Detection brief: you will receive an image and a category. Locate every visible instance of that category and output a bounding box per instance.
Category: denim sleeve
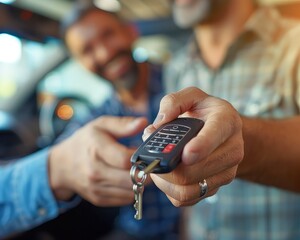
[0,149,80,239]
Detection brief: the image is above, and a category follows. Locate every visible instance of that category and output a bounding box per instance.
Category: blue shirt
[0,63,180,239]
[0,149,80,239]
[84,63,180,239]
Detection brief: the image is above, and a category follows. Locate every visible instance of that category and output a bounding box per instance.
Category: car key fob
[131,117,204,174]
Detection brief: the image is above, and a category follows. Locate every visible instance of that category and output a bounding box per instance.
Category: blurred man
[61,5,180,240]
[148,0,300,239]
[0,4,180,240]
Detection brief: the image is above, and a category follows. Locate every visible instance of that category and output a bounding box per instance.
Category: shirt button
[38,208,47,216]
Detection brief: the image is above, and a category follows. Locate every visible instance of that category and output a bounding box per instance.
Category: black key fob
[131,117,204,173]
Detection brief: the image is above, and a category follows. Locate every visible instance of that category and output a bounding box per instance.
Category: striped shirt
[165,7,300,240]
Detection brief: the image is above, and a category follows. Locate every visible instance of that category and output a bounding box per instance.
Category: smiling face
[65,10,138,90]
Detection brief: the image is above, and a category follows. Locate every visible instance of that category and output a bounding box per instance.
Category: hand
[48,116,148,206]
[143,87,244,206]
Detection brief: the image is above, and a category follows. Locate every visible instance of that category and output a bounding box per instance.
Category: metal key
[133,183,144,220]
[130,160,160,220]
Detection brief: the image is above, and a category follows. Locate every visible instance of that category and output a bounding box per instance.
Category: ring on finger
[199,179,208,198]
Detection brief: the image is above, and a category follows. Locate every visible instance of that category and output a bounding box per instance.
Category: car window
[37,56,113,142]
[37,57,112,109]
[0,33,64,112]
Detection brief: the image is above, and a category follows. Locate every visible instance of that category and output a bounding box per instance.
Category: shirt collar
[185,7,290,61]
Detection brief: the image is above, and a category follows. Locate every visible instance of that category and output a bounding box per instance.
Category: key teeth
[134,213,142,220]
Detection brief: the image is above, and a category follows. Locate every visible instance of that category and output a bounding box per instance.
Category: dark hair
[60,2,121,42]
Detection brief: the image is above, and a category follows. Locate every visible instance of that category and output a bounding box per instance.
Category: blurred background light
[93,0,121,12]
[56,104,74,120]
[133,47,149,63]
[0,0,15,4]
[0,34,22,63]
[0,78,17,99]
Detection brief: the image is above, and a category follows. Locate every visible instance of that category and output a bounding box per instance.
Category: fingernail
[142,126,152,141]
[153,114,164,126]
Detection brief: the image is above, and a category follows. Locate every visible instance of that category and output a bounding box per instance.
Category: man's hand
[143,87,244,207]
[48,116,148,206]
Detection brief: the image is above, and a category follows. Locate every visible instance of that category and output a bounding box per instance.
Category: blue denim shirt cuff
[0,148,81,238]
[57,195,82,213]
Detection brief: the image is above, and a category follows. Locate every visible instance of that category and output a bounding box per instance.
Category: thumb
[154,87,208,127]
[91,116,148,138]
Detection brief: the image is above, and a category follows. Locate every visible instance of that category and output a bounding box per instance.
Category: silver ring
[199,179,208,198]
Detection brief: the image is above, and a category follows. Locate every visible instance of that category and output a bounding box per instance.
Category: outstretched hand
[49,116,148,206]
[143,87,244,206]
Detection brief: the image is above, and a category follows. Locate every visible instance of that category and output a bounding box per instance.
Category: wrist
[48,144,75,201]
[236,116,265,180]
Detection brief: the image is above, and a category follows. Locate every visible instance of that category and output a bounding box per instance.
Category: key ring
[130,161,148,187]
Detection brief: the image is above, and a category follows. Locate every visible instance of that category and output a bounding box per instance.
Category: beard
[112,64,139,91]
[172,0,227,28]
[95,52,139,91]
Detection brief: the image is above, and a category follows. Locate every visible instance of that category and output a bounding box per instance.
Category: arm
[0,149,79,238]
[237,116,300,192]
[0,116,148,238]
[144,87,300,208]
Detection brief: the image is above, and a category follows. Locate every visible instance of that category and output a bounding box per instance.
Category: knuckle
[186,86,201,94]
[161,93,177,106]
[223,168,237,185]
[87,168,101,182]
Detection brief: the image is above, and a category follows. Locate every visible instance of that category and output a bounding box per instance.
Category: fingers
[153,87,209,127]
[150,166,237,207]
[143,87,242,166]
[148,137,241,205]
[88,161,133,190]
[142,87,207,140]
[92,131,135,169]
[76,164,134,206]
[182,105,242,165]
[142,86,244,207]
[82,186,134,207]
[199,133,244,176]
[52,116,147,206]
[92,116,148,138]
[81,116,148,169]
[146,133,243,186]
